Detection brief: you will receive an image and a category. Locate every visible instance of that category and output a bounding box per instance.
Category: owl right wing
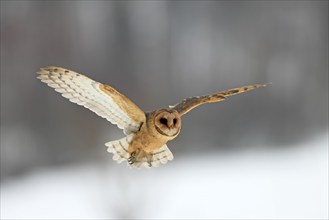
[37,66,146,134]
[170,83,268,116]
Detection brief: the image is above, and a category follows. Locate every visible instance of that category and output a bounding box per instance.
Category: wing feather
[171,83,269,115]
[37,66,146,134]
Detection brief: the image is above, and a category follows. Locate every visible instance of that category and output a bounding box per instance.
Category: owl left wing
[37,66,145,134]
[170,84,268,116]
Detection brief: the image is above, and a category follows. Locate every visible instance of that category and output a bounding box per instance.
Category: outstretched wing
[171,84,268,116]
[37,66,145,134]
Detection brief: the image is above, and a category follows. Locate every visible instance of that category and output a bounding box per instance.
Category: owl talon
[146,154,153,167]
[128,150,139,165]
[128,155,136,165]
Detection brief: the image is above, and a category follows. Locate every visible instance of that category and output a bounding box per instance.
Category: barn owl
[37,66,267,168]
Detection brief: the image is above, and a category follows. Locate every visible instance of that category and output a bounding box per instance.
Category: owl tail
[129,144,174,168]
[106,136,174,168]
[147,144,174,168]
[105,134,134,163]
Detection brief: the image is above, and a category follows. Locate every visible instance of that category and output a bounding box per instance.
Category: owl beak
[167,119,174,128]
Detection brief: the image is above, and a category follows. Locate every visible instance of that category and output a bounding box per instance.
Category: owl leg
[128,149,140,165]
[146,154,153,167]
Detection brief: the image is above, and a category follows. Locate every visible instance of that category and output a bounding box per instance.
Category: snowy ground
[1,135,328,219]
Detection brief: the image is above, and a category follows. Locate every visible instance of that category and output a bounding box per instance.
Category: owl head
[154,109,181,137]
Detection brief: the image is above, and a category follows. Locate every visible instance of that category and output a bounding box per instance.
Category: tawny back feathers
[171,84,268,115]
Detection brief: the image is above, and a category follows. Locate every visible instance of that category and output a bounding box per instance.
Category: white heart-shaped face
[154,109,181,137]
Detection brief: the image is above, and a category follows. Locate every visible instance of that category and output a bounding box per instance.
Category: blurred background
[1,1,328,219]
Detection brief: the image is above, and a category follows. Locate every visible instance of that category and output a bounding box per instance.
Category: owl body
[37,66,267,168]
[107,109,181,167]
[130,114,169,153]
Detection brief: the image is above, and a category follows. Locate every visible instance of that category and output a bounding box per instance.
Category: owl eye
[160,118,168,125]
[173,118,177,125]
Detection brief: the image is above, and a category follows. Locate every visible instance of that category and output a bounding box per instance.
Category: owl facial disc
[154,110,181,137]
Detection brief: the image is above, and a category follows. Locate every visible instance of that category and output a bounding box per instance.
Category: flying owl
[37,67,267,168]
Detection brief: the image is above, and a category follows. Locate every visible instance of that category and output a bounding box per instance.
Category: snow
[1,135,328,219]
